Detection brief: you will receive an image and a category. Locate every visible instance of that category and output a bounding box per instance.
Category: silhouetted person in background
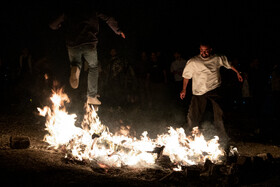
[18,47,33,79]
[241,71,251,108]
[16,47,35,109]
[103,48,127,107]
[180,42,243,145]
[133,51,149,107]
[271,61,280,122]
[49,1,125,106]
[220,57,243,110]
[170,51,187,105]
[146,51,168,108]
[247,57,267,118]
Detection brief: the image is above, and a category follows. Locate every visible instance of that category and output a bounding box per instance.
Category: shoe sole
[87,97,101,105]
[69,78,79,89]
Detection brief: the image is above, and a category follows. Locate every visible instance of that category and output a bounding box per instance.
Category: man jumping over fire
[180,41,243,145]
[49,1,125,106]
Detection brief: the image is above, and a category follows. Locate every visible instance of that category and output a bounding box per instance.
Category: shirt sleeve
[220,55,232,69]
[97,12,122,35]
[182,60,193,79]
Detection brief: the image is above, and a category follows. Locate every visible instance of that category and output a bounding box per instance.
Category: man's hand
[231,66,243,82]
[120,32,126,39]
[180,89,186,100]
[237,72,243,82]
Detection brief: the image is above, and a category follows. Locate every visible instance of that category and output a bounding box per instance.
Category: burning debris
[0,88,279,186]
[37,89,227,170]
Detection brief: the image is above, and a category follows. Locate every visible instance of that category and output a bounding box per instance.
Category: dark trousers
[186,88,228,140]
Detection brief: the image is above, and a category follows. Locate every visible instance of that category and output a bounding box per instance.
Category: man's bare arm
[231,66,243,82]
[180,78,189,100]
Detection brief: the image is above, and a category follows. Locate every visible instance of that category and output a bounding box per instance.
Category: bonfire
[38,89,226,170]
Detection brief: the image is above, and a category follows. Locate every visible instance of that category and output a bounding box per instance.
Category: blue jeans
[67,44,98,98]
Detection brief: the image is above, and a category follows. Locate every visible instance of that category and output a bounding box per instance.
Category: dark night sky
[1,0,279,67]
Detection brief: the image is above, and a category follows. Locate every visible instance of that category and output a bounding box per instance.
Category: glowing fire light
[38,89,226,169]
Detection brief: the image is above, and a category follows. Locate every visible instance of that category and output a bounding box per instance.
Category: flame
[37,89,225,168]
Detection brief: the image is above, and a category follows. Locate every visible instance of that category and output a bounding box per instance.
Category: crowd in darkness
[219,55,280,130]
[1,40,280,125]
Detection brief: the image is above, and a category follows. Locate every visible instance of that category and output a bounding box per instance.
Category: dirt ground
[1,99,280,186]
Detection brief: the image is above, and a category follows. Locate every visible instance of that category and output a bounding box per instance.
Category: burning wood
[57,134,279,186]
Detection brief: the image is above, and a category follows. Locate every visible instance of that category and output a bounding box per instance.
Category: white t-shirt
[182,54,232,95]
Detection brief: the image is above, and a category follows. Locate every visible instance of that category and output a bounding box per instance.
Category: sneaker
[69,66,80,89]
[87,95,101,105]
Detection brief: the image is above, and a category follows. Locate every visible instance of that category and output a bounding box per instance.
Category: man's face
[200,45,212,58]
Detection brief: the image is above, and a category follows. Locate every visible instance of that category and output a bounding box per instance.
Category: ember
[38,89,226,169]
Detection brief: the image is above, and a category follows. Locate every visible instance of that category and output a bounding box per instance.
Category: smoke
[97,100,186,140]
[200,121,220,141]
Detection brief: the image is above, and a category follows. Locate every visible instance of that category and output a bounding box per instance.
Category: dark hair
[196,35,214,48]
[199,40,213,48]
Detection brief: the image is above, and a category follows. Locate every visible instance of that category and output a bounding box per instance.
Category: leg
[209,97,229,141]
[83,46,98,98]
[186,95,207,132]
[83,46,100,105]
[67,46,83,69]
